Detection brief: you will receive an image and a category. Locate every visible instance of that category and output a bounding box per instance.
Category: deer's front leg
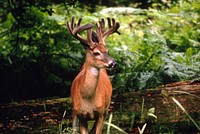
[79,118,88,134]
[72,112,78,134]
[95,114,105,134]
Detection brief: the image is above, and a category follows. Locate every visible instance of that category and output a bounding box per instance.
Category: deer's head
[67,16,120,69]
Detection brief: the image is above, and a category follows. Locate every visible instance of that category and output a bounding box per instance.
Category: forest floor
[0,81,200,133]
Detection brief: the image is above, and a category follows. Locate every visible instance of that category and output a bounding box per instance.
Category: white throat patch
[90,67,99,76]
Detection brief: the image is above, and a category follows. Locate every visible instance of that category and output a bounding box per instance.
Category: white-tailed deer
[66,16,120,134]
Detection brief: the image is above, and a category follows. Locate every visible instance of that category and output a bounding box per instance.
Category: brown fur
[67,17,119,134]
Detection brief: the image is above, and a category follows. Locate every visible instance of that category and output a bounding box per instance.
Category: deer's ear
[91,31,99,43]
[81,42,89,49]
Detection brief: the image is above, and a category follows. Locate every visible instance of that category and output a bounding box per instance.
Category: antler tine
[66,16,94,46]
[99,18,106,33]
[87,29,93,43]
[71,16,75,31]
[107,17,112,28]
[95,22,103,43]
[66,19,72,34]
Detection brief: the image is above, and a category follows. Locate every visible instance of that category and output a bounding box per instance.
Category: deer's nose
[108,61,117,68]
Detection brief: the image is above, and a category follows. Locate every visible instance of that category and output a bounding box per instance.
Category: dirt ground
[0,80,200,133]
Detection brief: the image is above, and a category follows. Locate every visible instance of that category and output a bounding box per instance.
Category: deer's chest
[75,99,105,120]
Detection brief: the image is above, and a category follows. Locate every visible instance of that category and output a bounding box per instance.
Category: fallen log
[112,80,200,132]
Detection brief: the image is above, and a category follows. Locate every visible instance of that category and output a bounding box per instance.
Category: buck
[66,16,120,134]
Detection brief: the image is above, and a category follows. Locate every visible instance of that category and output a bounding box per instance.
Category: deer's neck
[81,50,101,99]
[81,64,100,99]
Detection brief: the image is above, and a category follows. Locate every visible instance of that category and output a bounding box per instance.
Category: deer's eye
[93,52,100,56]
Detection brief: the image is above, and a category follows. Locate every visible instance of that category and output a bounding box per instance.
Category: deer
[66,16,120,134]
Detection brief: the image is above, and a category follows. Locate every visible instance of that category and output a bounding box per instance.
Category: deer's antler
[66,16,95,49]
[95,17,120,44]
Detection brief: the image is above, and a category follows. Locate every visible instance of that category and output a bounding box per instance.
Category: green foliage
[0,0,199,101]
[95,1,200,91]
